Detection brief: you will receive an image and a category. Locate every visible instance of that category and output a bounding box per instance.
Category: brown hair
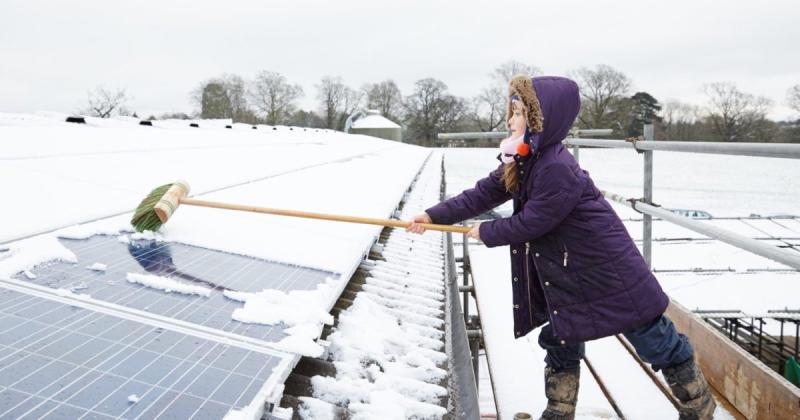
[500,99,525,193]
[502,162,519,193]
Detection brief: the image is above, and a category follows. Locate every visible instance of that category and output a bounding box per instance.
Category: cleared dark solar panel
[0,288,286,419]
[14,235,336,342]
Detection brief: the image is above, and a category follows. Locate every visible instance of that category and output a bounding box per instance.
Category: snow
[127,394,140,404]
[351,114,401,129]
[86,262,107,271]
[0,235,77,279]
[0,112,427,251]
[303,155,451,419]
[125,272,212,297]
[228,278,336,326]
[297,397,336,420]
[224,278,340,357]
[0,112,432,366]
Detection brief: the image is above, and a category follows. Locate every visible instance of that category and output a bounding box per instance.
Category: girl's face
[508,99,527,136]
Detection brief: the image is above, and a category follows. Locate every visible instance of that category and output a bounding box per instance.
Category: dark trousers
[538,314,694,372]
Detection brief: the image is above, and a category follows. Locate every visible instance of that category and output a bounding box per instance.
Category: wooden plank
[666,299,800,419]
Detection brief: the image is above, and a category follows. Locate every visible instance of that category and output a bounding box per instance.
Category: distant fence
[437,125,800,270]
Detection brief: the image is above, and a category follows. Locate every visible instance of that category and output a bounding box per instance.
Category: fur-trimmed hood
[507,75,581,151]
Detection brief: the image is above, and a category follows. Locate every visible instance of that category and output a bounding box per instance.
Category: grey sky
[1,0,798,120]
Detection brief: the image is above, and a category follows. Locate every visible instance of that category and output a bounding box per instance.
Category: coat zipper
[524,242,534,325]
[561,241,569,268]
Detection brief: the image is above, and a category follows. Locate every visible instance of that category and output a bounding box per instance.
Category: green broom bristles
[131,183,172,232]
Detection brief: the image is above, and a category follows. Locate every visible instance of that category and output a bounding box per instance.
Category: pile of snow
[301,153,450,419]
[224,277,339,357]
[0,235,76,279]
[86,262,107,272]
[125,272,212,297]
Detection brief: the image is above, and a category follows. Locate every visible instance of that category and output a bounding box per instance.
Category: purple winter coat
[427,76,669,343]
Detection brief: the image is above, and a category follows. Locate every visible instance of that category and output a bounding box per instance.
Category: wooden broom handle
[180,197,473,234]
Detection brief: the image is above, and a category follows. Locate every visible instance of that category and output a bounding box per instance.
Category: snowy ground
[441,147,799,419]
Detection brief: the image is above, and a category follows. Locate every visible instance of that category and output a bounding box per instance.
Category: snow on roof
[0,112,440,419]
[351,113,401,129]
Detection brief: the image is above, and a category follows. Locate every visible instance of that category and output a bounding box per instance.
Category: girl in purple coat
[408,75,716,420]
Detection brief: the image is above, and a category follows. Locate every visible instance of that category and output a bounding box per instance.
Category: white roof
[351,114,401,129]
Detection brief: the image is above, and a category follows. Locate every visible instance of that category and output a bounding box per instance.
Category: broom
[130,180,471,234]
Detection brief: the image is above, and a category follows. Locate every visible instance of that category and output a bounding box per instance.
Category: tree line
[81,61,800,144]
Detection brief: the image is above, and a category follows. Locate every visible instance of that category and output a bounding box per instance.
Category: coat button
[512,249,517,254]
[514,304,519,309]
[560,340,566,345]
[535,252,540,257]
[516,331,521,336]
[544,281,550,286]
[513,277,518,282]
[553,310,558,315]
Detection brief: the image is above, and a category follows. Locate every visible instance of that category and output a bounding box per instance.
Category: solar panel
[1,233,341,419]
[14,235,336,342]
[0,287,289,419]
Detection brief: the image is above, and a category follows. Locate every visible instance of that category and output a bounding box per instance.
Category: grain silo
[345,109,402,142]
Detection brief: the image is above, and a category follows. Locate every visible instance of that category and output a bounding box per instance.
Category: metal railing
[437,125,800,270]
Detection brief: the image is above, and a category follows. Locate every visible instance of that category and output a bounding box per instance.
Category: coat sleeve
[479,162,582,247]
[425,163,512,225]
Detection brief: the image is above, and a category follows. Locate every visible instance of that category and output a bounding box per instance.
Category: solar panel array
[0,234,338,419]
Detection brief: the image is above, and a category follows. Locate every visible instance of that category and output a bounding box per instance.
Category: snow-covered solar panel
[12,235,336,342]
[0,287,290,419]
[740,218,800,238]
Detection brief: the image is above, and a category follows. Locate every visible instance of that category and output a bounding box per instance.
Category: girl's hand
[467,222,482,242]
[406,213,433,234]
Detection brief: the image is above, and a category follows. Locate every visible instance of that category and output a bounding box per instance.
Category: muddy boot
[662,357,717,420]
[539,366,579,420]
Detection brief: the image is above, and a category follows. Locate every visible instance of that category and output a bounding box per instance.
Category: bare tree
[363,80,403,122]
[338,87,364,130]
[470,86,507,132]
[703,82,773,142]
[571,64,632,130]
[223,74,250,122]
[491,60,543,85]
[404,78,468,146]
[316,76,362,130]
[439,95,468,133]
[248,71,304,125]
[84,87,130,118]
[661,100,702,140]
[788,85,800,114]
